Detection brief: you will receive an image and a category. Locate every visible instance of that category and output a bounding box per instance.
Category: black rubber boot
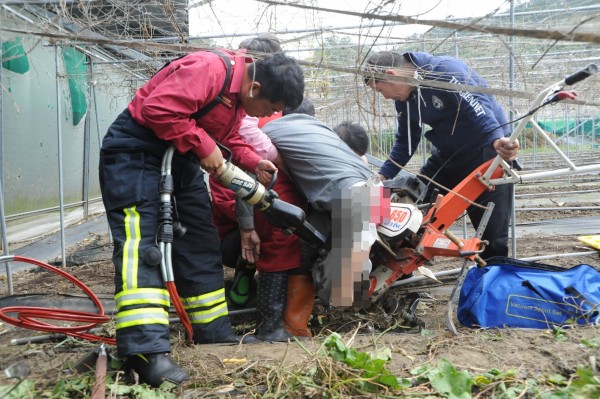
[125,353,189,388]
[192,317,258,345]
[257,271,292,342]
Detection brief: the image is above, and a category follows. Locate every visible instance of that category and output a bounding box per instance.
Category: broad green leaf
[0,380,35,399]
[109,383,136,395]
[546,374,568,385]
[580,338,598,348]
[428,359,473,399]
[410,364,430,376]
[371,347,393,361]
[397,377,413,388]
[474,374,492,385]
[539,390,570,399]
[376,372,402,389]
[362,359,386,374]
[566,367,600,399]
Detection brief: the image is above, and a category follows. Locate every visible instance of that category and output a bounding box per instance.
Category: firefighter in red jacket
[99,50,304,387]
[209,35,285,307]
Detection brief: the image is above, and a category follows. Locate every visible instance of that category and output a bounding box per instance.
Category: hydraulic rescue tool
[157,143,328,341]
[213,142,328,249]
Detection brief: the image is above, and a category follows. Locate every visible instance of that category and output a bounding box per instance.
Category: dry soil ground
[0,183,599,398]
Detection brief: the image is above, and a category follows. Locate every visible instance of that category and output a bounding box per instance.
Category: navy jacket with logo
[380,51,510,179]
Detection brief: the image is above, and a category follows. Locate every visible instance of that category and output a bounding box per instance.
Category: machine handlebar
[564,64,598,86]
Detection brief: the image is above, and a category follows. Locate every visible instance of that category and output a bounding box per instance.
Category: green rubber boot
[229,261,256,306]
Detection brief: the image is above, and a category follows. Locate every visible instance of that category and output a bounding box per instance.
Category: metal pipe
[1,4,35,23]
[515,189,600,198]
[55,45,66,268]
[3,197,104,221]
[10,328,105,346]
[82,54,91,219]
[491,164,600,185]
[515,206,600,211]
[391,268,466,288]
[391,250,598,289]
[89,59,109,241]
[187,5,600,43]
[509,0,517,258]
[0,187,13,295]
[520,251,597,262]
[0,26,12,295]
[494,4,600,17]
[2,0,89,4]
[531,121,578,169]
[514,176,600,185]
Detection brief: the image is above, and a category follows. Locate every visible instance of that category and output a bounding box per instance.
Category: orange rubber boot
[283,274,315,337]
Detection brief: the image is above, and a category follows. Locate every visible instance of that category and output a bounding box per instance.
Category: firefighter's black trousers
[99,110,232,357]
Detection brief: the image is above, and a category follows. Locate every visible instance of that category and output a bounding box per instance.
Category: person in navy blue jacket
[363,51,519,259]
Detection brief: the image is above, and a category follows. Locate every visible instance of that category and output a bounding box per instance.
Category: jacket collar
[228,50,250,95]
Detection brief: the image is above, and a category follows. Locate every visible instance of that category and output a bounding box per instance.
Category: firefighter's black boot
[125,353,189,388]
[192,317,258,345]
[256,271,292,342]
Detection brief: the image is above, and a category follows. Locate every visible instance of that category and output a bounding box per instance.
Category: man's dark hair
[365,51,410,68]
[363,51,410,85]
[282,97,315,116]
[333,122,369,156]
[239,34,282,54]
[252,53,304,110]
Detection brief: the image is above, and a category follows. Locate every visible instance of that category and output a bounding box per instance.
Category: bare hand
[493,137,520,161]
[240,229,260,264]
[200,145,224,173]
[378,173,388,182]
[256,160,277,186]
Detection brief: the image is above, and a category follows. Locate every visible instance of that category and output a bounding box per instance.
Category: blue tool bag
[457,257,600,329]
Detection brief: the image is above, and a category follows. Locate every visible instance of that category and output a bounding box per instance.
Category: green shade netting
[2,37,30,74]
[62,47,88,125]
[529,119,600,136]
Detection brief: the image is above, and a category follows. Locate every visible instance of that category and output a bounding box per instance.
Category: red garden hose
[0,255,116,345]
[165,281,194,343]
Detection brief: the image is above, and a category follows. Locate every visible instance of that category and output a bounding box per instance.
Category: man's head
[282,97,315,117]
[239,34,282,55]
[240,53,304,118]
[333,122,369,157]
[363,51,417,101]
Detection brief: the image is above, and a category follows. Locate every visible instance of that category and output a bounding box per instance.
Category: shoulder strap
[154,51,232,120]
[191,51,232,119]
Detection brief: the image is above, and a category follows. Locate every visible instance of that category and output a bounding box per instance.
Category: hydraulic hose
[0,255,115,345]
[160,146,194,342]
